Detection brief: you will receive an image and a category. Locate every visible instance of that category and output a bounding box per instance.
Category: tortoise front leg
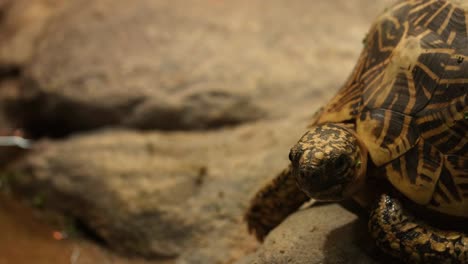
[369,194,468,264]
[244,165,309,241]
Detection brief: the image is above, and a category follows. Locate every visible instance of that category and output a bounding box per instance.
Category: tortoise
[245,0,468,263]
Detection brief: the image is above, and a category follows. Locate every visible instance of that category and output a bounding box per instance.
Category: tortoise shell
[313,0,467,218]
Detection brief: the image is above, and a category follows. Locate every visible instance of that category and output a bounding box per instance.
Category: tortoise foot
[369,194,468,264]
[245,166,308,241]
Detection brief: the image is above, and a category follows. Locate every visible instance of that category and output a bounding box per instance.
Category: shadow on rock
[242,202,385,264]
[323,217,402,264]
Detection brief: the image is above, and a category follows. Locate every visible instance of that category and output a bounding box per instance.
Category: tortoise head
[289,124,367,201]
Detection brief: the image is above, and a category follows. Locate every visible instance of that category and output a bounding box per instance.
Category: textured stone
[0,0,65,66]
[239,202,398,264]
[11,0,392,136]
[8,116,308,261]
[0,80,27,167]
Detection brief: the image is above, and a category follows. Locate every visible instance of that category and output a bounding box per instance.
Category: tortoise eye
[288,150,294,162]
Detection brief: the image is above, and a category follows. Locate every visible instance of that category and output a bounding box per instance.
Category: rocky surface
[0,80,27,167]
[0,0,397,263]
[238,202,398,264]
[0,195,156,264]
[0,0,66,67]
[10,0,392,137]
[0,80,17,126]
[10,117,307,262]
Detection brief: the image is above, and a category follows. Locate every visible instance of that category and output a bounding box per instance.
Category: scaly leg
[244,165,309,241]
[369,194,468,263]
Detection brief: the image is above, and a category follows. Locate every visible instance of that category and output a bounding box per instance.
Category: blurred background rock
[0,0,396,263]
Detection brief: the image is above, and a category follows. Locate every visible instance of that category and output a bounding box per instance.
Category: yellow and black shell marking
[317,0,468,218]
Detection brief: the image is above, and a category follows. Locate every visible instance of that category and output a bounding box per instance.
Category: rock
[0,80,28,167]
[0,79,18,126]
[8,116,309,261]
[0,194,162,264]
[239,202,398,264]
[0,79,26,132]
[11,0,392,137]
[0,0,66,67]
